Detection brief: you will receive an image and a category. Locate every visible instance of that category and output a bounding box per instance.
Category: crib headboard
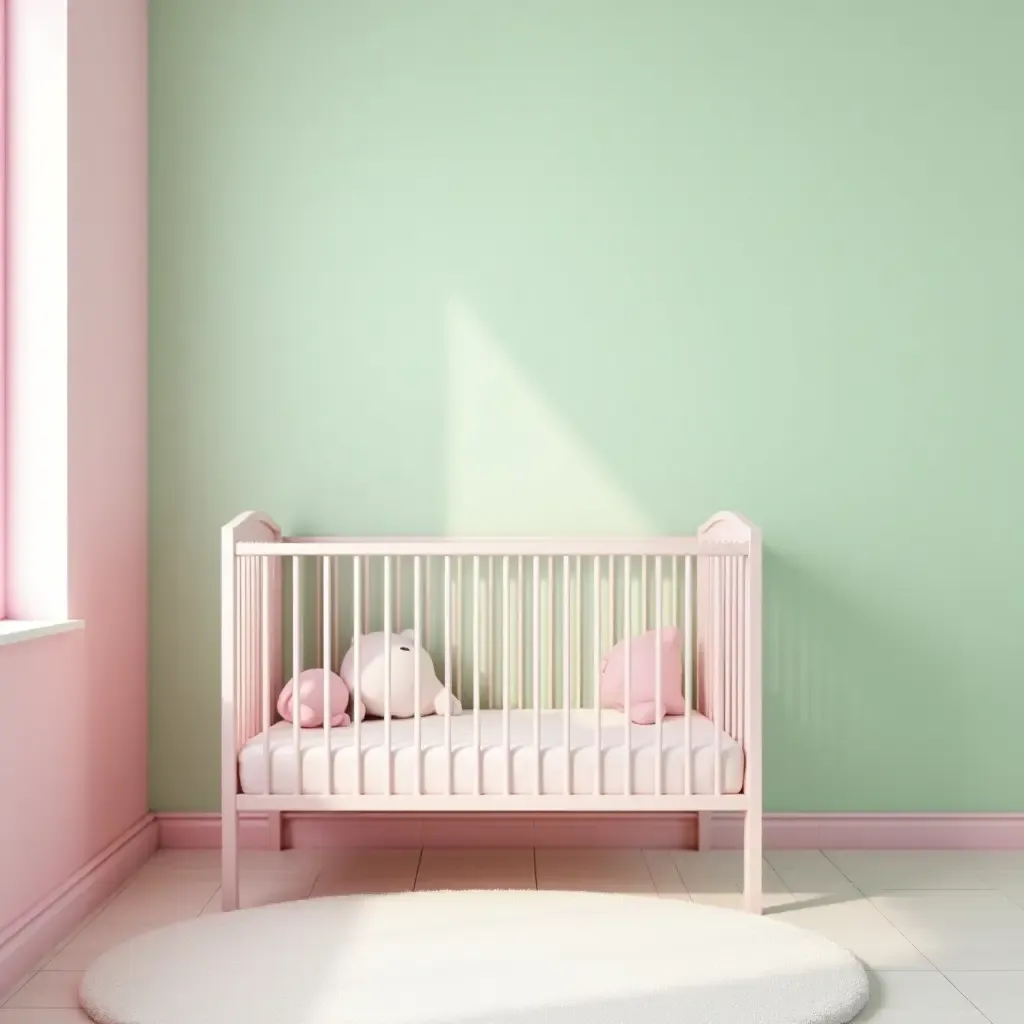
[696,512,763,797]
[222,511,284,754]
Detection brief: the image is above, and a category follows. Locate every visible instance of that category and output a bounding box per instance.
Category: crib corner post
[743,519,763,915]
[222,805,239,912]
[221,516,242,913]
[743,806,763,915]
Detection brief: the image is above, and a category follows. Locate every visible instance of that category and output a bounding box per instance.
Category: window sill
[0,620,85,646]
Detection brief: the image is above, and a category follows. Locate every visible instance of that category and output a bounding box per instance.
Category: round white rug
[80,889,868,1023]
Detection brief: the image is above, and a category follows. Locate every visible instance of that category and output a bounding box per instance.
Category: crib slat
[623,555,632,797]
[353,556,363,797]
[362,558,370,634]
[253,558,260,743]
[592,555,602,796]
[608,555,616,648]
[233,560,240,751]
[264,561,276,790]
[383,555,393,797]
[517,555,525,710]
[738,558,746,750]
[414,555,423,797]
[684,555,693,797]
[723,556,731,743]
[322,556,333,797]
[243,558,251,748]
[396,557,403,633]
[443,555,453,795]
[641,556,648,631]
[472,557,482,794]
[487,556,495,711]
[239,559,247,752]
[292,556,302,796]
[732,556,738,743]
[314,557,323,666]
[562,554,571,795]
[502,556,511,795]
[713,557,723,797]
[733,556,741,744]
[425,556,432,654]
[455,557,463,706]
[574,555,582,709]
[547,556,554,709]
[533,556,541,795]
[247,558,252,744]
[332,555,341,674]
[654,555,663,797]
[671,556,678,627]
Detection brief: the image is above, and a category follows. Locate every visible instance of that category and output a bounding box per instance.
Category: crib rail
[222,512,761,812]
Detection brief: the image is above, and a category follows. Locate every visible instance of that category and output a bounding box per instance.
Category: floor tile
[905,929,1024,972]
[863,970,988,1016]
[962,851,1024,870]
[870,890,1024,971]
[669,851,793,907]
[83,876,219,924]
[946,971,1024,1024]
[2,974,82,1010]
[415,848,535,891]
[535,849,654,893]
[311,848,421,896]
[870,889,1024,918]
[137,848,321,885]
[642,850,690,898]
[823,851,989,893]
[202,870,317,913]
[42,916,166,972]
[766,850,861,896]
[772,899,934,970]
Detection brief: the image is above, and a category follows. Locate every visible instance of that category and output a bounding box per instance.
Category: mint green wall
[149,1,1024,813]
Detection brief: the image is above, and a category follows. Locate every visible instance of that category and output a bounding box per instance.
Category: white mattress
[239,710,745,797]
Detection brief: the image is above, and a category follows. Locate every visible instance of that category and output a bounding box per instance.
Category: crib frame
[221,512,763,912]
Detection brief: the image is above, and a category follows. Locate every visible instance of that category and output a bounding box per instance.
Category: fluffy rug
[80,889,868,1023]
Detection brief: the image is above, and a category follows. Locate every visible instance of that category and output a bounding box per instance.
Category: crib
[221,511,763,912]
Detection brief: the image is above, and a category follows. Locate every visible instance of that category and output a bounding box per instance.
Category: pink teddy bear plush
[277,668,363,728]
[599,627,688,724]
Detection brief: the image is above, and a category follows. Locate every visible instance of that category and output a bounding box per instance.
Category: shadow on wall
[762,551,971,813]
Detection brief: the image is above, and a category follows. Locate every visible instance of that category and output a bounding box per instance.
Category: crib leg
[222,804,239,912]
[743,807,763,915]
[267,811,283,852]
[696,811,713,852]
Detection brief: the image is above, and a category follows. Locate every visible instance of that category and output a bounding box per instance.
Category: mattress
[238,709,745,797]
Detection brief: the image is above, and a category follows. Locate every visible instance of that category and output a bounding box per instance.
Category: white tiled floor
[3,848,1023,1021]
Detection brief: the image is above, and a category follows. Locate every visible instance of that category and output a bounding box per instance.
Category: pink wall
[0,0,148,934]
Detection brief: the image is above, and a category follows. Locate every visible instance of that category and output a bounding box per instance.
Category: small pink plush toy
[599,626,687,724]
[277,668,362,728]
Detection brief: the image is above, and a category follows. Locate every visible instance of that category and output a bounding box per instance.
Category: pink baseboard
[0,814,158,1000]
[156,811,1024,852]
[714,812,1024,851]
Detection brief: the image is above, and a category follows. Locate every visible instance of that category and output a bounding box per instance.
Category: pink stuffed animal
[599,627,687,724]
[277,668,361,728]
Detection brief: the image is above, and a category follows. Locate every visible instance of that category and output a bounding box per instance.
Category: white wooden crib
[221,512,763,912]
